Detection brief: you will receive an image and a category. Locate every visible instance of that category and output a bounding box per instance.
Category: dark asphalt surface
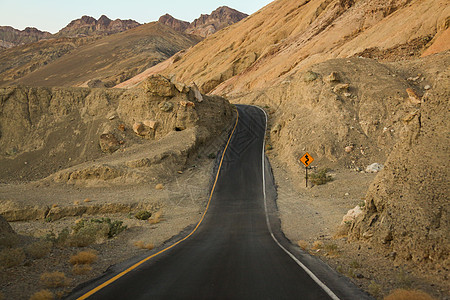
[69,105,369,300]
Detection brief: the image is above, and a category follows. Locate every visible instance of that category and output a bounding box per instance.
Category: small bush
[148,211,163,224]
[324,243,339,256]
[134,241,154,250]
[134,211,152,221]
[297,240,309,250]
[349,259,361,269]
[29,289,54,300]
[72,264,93,275]
[311,241,323,250]
[69,250,97,265]
[384,289,435,300]
[25,240,52,259]
[0,247,25,268]
[308,168,333,185]
[40,271,69,288]
[395,271,413,288]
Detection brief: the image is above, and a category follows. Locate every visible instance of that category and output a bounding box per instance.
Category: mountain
[0,26,52,49]
[135,0,448,95]
[56,15,141,37]
[159,6,248,38]
[158,14,190,32]
[8,22,200,87]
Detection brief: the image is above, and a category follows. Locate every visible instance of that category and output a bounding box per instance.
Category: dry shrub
[0,247,25,268]
[368,281,382,298]
[297,240,309,250]
[51,204,58,208]
[40,271,70,288]
[324,243,339,256]
[72,264,92,275]
[73,201,80,205]
[83,198,91,203]
[29,289,54,300]
[69,250,97,265]
[134,241,154,250]
[148,211,163,224]
[25,240,52,259]
[311,241,323,250]
[384,289,436,300]
[135,211,151,221]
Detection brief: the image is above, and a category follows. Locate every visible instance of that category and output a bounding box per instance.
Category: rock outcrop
[56,15,140,37]
[0,26,52,49]
[158,14,190,33]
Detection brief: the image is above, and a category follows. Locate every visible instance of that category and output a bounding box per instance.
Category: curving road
[69,105,371,300]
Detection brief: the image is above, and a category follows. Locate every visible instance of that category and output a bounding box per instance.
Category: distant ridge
[0,26,52,49]
[159,6,248,37]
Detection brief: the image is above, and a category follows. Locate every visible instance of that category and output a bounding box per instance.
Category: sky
[0,0,273,34]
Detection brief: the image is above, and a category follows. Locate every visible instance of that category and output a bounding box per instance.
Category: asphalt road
[70,105,370,300]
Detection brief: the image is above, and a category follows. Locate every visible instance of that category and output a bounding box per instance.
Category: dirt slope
[121,0,449,95]
[6,22,199,88]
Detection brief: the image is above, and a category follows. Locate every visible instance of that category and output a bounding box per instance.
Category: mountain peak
[57,15,140,37]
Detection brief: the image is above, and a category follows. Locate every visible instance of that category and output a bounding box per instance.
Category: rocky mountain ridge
[55,15,141,37]
[0,26,52,49]
[159,6,248,37]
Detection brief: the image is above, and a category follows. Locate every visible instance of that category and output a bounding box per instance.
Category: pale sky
[0,0,273,33]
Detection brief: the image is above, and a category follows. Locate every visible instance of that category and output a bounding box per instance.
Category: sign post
[299,152,314,187]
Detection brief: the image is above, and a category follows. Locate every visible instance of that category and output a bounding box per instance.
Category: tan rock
[142,74,176,97]
[180,101,195,108]
[406,88,421,104]
[99,133,120,153]
[133,122,145,135]
[190,82,203,102]
[118,124,126,132]
[143,120,158,129]
[344,145,354,153]
[326,72,340,83]
[155,183,164,190]
[333,83,350,93]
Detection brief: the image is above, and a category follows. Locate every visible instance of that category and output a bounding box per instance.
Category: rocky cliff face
[0,26,52,49]
[159,6,248,38]
[158,14,190,33]
[56,15,141,37]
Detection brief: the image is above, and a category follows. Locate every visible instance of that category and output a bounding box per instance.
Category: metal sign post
[299,152,314,187]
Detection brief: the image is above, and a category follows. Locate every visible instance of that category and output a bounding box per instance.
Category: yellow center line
[77,108,240,300]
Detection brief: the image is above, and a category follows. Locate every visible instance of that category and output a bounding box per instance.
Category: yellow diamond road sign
[300,152,314,167]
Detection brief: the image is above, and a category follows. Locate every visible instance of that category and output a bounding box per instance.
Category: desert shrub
[134,241,154,250]
[43,228,70,247]
[72,264,93,275]
[29,289,54,300]
[134,211,152,221]
[0,247,25,268]
[89,218,127,238]
[297,240,309,250]
[40,271,70,288]
[311,240,323,250]
[384,289,435,300]
[324,243,339,256]
[67,222,109,247]
[308,168,333,185]
[349,259,361,269]
[395,271,413,288]
[334,223,350,238]
[148,211,163,225]
[69,250,97,265]
[25,240,52,259]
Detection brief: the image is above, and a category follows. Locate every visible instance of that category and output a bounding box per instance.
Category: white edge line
[255,105,341,300]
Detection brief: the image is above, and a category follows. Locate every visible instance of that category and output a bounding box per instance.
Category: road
[69,105,370,300]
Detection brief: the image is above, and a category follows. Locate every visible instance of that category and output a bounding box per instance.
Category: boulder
[406,88,421,104]
[133,122,145,135]
[143,120,158,130]
[99,133,120,153]
[326,72,340,83]
[365,163,384,173]
[342,205,363,224]
[190,82,203,102]
[142,75,176,97]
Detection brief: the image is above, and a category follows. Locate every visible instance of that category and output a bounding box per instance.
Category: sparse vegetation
[395,271,413,289]
[134,210,152,221]
[69,250,98,265]
[297,240,309,250]
[29,289,54,300]
[40,271,70,288]
[324,243,339,256]
[72,264,93,275]
[308,168,333,185]
[368,281,383,298]
[311,240,323,250]
[134,241,155,250]
[0,247,25,268]
[25,240,52,259]
[383,289,436,300]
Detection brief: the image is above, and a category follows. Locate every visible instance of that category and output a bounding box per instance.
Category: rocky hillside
[56,15,141,37]
[125,0,448,95]
[127,0,450,281]
[3,22,199,88]
[0,26,52,49]
[159,6,248,38]
[0,75,233,184]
